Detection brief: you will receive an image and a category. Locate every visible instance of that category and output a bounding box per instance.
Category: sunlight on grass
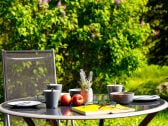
[126,65,168,95]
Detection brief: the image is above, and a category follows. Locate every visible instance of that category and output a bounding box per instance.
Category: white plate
[7,101,42,107]
[133,95,160,101]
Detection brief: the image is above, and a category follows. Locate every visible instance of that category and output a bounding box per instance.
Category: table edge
[0,99,167,120]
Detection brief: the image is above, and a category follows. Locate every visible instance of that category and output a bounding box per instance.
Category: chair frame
[2,49,57,126]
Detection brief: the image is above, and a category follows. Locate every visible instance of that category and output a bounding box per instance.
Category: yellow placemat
[71,104,135,115]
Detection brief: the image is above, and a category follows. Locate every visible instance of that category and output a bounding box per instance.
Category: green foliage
[145,0,168,65]
[59,0,151,91]
[0,0,151,93]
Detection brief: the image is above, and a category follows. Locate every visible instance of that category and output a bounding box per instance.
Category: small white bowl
[110,92,134,104]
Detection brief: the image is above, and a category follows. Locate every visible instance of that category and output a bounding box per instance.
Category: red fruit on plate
[60,94,72,106]
[71,94,84,106]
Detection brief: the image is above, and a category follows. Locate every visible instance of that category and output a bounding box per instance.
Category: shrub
[0,0,151,92]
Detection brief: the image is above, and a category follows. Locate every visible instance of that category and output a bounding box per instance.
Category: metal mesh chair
[2,49,57,126]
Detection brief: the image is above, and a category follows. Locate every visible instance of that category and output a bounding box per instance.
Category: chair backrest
[2,49,57,101]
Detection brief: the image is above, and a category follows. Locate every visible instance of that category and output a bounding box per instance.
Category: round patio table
[0,97,167,126]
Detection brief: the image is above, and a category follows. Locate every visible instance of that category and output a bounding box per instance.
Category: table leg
[99,119,105,126]
[23,117,35,126]
[139,112,158,126]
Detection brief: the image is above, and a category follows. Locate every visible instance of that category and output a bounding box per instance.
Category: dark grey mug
[43,90,61,109]
[107,84,123,101]
[69,88,81,97]
[47,84,62,92]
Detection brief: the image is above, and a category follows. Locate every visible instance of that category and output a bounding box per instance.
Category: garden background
[0,0,168,125]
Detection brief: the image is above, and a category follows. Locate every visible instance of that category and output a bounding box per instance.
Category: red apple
[60,94,72,106]
[71,94,84,106]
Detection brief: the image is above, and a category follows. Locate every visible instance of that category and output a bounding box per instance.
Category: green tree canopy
[0,0,151,92]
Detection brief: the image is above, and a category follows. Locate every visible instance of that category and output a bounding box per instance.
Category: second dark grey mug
[107,84,123,101]
[107,85,123,92]
[43,90,61,109]
[69,88,81,97]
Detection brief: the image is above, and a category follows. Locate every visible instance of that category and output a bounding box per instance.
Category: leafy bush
[0,0,151,93]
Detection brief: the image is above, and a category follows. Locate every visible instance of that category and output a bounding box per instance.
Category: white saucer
[133,95,160,101]
[7,101,42,107]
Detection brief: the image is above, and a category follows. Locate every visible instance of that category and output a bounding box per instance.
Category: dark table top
[0,96,167,120]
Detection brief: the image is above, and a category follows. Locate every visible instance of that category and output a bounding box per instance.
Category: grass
[125,65,168,96]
